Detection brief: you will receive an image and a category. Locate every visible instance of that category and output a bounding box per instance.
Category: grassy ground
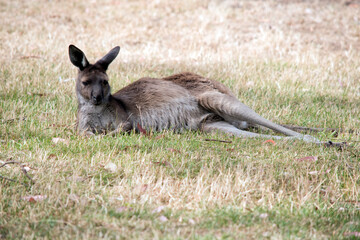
[1,0,360,239]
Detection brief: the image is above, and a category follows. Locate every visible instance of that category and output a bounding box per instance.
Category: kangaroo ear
[69,45,89,71]
[95,46,120,71]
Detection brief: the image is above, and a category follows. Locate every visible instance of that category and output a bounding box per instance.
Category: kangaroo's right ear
[69,45,89,71]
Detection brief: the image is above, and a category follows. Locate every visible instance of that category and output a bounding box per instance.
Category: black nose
[92,95,102,104]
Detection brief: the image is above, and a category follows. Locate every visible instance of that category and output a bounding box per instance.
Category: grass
[1,0,360,239]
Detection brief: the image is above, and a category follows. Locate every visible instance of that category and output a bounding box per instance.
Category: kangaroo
[68,45,342,146]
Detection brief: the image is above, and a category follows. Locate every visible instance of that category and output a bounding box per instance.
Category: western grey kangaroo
[68,45,342,146]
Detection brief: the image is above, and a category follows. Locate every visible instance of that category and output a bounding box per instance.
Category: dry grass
[1,0,360,239]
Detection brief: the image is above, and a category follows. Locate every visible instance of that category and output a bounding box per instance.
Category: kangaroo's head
[69,45,120,105]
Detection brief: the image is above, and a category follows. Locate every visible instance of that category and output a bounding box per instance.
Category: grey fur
[69,45,325,143]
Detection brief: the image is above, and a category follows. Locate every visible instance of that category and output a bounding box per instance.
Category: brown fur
[162,72,235,97]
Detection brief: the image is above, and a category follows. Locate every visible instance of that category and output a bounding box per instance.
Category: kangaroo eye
[82,81,90,86]
[102,80,108,85]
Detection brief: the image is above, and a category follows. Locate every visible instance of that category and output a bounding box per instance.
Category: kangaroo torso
[113,73,223,132]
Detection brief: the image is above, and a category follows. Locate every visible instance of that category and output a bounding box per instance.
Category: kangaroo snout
[91,87,104,105]
[91,93,103,105]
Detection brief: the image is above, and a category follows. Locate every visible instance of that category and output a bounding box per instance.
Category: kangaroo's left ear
[69,45,90,71]
[95,46,120,71]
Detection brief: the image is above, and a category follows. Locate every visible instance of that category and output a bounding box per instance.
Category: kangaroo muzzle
[91,87,103,105]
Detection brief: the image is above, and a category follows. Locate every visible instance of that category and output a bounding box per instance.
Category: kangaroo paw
[323,141,347,150]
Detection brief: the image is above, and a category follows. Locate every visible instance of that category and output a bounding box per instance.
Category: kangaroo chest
[77,103,118,133]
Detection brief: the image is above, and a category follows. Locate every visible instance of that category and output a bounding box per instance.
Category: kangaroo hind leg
[198,91,305,138]
[202,121,295,140]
